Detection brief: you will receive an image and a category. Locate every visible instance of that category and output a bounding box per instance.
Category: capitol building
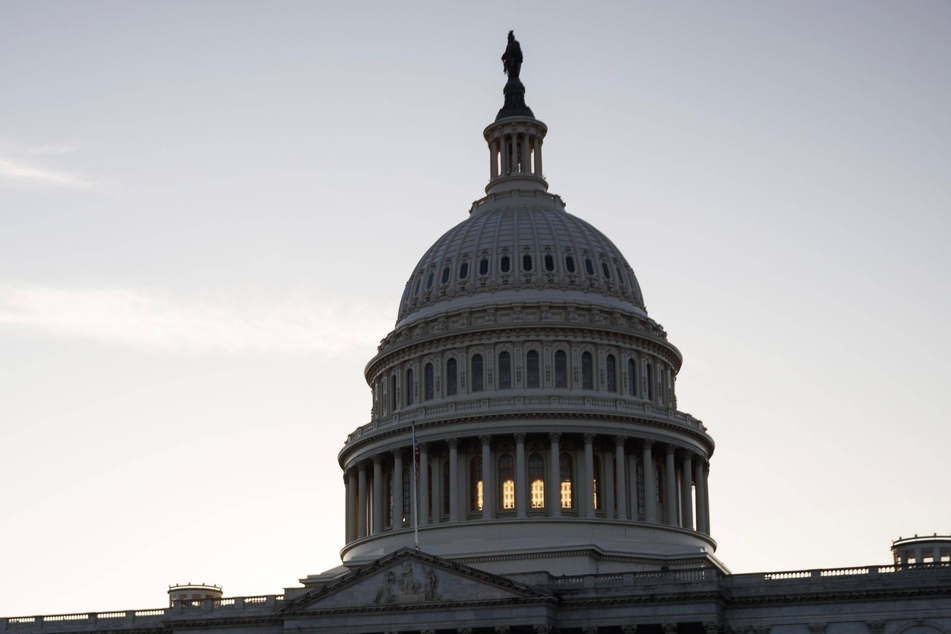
[3,36,949,634]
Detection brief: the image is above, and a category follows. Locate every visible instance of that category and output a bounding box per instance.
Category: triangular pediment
[281,549,551,613]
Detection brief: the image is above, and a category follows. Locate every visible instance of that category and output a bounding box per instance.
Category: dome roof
[396,191,647,327]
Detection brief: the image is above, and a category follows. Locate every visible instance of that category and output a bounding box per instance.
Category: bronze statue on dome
[501,30,523,80]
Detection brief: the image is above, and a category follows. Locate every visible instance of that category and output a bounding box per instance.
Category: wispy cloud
[0,284,393,355]
[0,142,96,189]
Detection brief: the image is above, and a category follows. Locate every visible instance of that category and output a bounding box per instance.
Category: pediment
[281,549,550,613]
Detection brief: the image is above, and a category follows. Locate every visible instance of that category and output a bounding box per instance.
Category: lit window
[529,453,545,509]
[499,454,515,510]
[470,456,483,512]
[593,455,601,510]
[560,452,574,509]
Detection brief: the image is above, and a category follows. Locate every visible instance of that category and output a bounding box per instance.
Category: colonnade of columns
[344,432,711,543]
[488,131,543,179]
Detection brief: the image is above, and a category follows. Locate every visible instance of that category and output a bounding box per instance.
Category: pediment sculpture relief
[374,562,440,605]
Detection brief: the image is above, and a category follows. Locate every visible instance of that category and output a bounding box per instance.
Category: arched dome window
[554,350,568,388]
[544,254,555,272]
[628,359,636,396]
[499,453,515,510]
[426,272,434,289]
[582,352,593,390]
[606,354,617,393]
[646,362,654,401]
[441,266,451,284]
[459,261,469,280]
[526,350,540,388]
[424,363,434,401]
[471,354,484,392]
[565,255,576,273]
[470,455,483,512]
[406,368,415,406]
[501,255,511,273]
[616,265,625,285]
[479,258,489,276]
[390,374,397,412]
[446,358,458,396]
[529,453,545,509]
[560,451,574,510]
[584,258,595,276]
[601,261,611,280]
[523,254,533,271]
[498,351,512,390]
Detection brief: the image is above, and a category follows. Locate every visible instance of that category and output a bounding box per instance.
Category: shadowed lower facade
[4,34,949,634]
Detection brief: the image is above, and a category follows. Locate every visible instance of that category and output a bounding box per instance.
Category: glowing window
[560,452,574,509]
[499,454,515,510]
[529,453,545,509]
[470,456,483,512]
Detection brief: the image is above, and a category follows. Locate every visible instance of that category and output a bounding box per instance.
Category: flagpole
[412,420,419,550]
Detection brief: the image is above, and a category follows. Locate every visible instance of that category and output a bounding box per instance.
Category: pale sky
[1,1,949,617]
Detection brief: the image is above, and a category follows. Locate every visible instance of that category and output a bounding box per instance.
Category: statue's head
[508,30,515,41]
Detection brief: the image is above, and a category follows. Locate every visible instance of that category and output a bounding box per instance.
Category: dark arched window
[526,350,540,388]
[498,351,512,389]
[646,362,654,401]
[529,453,545,509]
[565,255,576,273]
[501,255,511,273]
[424,363,434,400]
[479,258,489,276]
[446,358,458,396]
[426,272,434,289]
[560,452,574,509]
[601,261,611,279]
[606,354,617,393]
[406,368,415,406]
[628,359,637,396]
[544,254,555,272]
[390,374,397,411]
[470,455,483,512]
[499,453,515,510]
[584,258,595,275]
[582,352,593,390]
[523,254,533,271]
[441,266,450,284]
[554,350,568,388]
[472,354,484,392]
[459,261,469,280]
[616,265,624,284]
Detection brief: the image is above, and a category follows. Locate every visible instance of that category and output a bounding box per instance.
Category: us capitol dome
[338,37,719,576]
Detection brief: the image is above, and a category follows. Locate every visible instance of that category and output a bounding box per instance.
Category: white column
[703,460,711,535]
[515,433,527,518]
[628,451,639,521]
[431,452,442,523]
[490,138,498,178]
[694,458,708,534]
[520,134,529,173]
[665,445,677,525]
[604,452,615,520]
[346,469,356,541]
[548,432,561,517]
[481,435,494,519]
[614,436,627,520]
[642,441,657,522]
[447,439,459,522]
[357,462,367,538]
[419,443,430,525]
[534,137,543,176]
[393,449,404,527]
[372,455,384,534]
[584,433,595,517]
[681,452,694,530]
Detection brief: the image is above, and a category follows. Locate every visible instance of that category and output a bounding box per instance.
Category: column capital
[661,625,677,634]
[419,441,430,452]
[583,433,595,443]
[665,443,676,456]
[392,448,404,458]
[515,433,527,443]
[446,437,459,449]
[702,624,720,634]
[642,438,654,449]
[622,627,637,634]
[479,434,492,445]
[372,454,383,465]
[614,435,626,447]
[549,432,561,443]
